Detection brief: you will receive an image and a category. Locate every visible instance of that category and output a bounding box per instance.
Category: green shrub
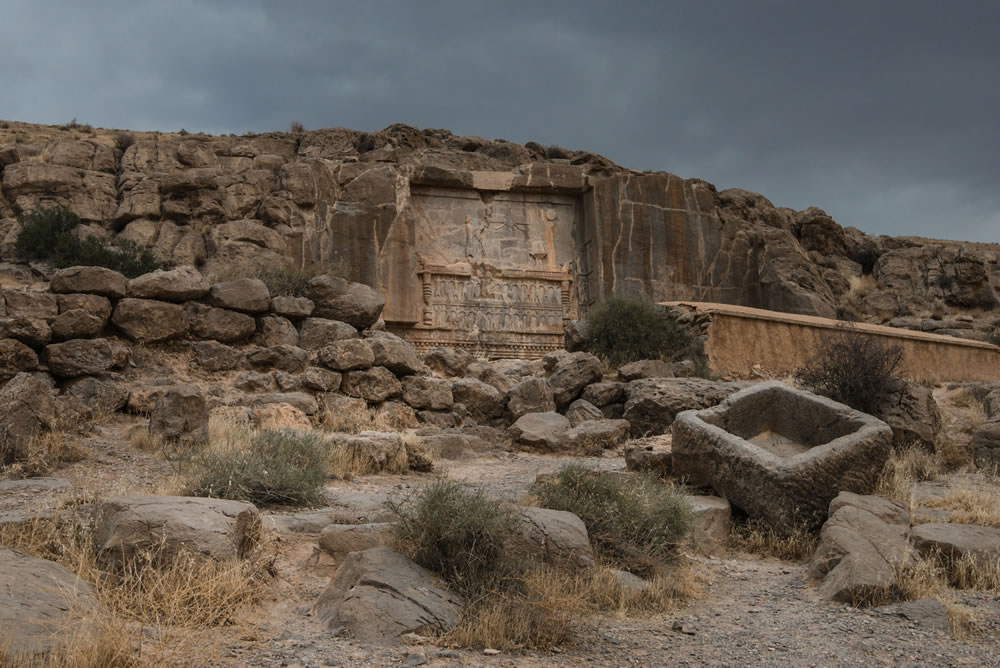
[15,206,161,278]
[185,429,328,507]
[532,465,693,573]
[389,481,520,599]
[794,326,903,415]
[582,296,698,366]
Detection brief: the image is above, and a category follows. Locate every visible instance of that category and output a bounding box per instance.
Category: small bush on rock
[185,428,328,506]
[209,261,327,297]
[794,325,903,415]
[582,296,698,366]
[532,465,693,574]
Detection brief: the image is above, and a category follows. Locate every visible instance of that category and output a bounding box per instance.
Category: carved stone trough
[672,381,893,532]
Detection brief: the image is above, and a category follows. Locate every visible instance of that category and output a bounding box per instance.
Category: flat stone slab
[0,477,71,493]
[673,381,893,531]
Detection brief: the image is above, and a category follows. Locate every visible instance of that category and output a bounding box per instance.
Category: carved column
[420,266,433,326]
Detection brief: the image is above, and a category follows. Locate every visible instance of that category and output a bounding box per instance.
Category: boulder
[624,438,673,476]
[418,432,492,460]
[272,295,314,319]
[564,419,631,451]
[401,375,453,411]
[148,385,209,444]
[0,316,52,348]
[318,394,374,433]
[581,381,626,408]
[508,412,571,451]
[341,367,402,403]
[192,340,243,372]
[111,298,188,342]
[63,376,129,415]
[303,275,385,328]
[247,344,310,373]
[313,547,463,645]
[50,309,104,340]
[319,339,374,371]
[0,338,38,378]
[303,367,342,393]
[4,290,58,320]
[44,338,123,377]
[0,373,56,464]
[876,381,941,450]
[235,371,276,392]
[466,360,515,394]
[423,346,473,377]
[624,377,742,436]
[686,495,731,556]
[207,278,271,313]
[318,523,393,561]
[972,420,1000,469]
[57,293,112,323]
[546,351,604,408]
[509,506,595,570]
[507,378,556,419]
[451,377,504,421]
[274,371,302,392]
[252,392,319,416]
[50,265,127,299]
[327,432,408,472]
[0,547,100,661]
[127,266,210,301]
[374,401,419,431]
[298,317,358,350]
[94,495,261,566]
[252,403,312,431]
[565,399,604,426]
[255,315,299,346]
[185,302,256,342]
[909,523,1000,566]
[368,335,423,376]
[618,359,674,381]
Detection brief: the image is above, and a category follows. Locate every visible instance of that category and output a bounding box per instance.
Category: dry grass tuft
[1,617,141,668]
[920,487,1000,528]
[729,519,818,562]
[894,557,948,601]
[875,446,942,506]
[320,401,376,434]
[1,430,88,479]
[949,551,1000,593]
[847,274,878,300]
[327,438,409,478]
[445,591,575,651]
[943,600,981,640]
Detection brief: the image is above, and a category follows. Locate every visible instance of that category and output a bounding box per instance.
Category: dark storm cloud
[2,0,998,241]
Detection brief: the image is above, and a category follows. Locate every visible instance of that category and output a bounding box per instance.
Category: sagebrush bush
[185,428,328,506]
[532,465,693,574]
[794,326,903,415]
[582,297,697,366]
[390,481,520,599]
[15,206,160,278]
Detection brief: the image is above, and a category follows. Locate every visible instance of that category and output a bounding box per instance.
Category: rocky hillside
[0,119,998,341]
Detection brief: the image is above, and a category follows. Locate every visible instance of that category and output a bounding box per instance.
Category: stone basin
[672,381,893,532]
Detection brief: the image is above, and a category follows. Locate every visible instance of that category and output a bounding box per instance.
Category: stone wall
[674,302,1000,383]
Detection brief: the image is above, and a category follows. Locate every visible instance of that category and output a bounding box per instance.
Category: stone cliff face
[1,119,997,357]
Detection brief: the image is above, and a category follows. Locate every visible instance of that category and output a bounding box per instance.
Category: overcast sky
[2,1,998,242]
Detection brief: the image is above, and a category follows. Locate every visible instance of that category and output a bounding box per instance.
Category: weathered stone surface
[127,266,210,301]
[112,298,188,342]
[509,506,595,570]
[418,432,492,459]
[375,401,419,431]
[50,308,104,340]
[876,598,952,634]
[0,316,52,348]
[4,290,58,320]
[57,293,112,324]
[192,340,242,371]
[618,359,674,381]
[148,385,209,443]
[247,344,310,373]
[318,393,374,433]
[909,523,1000,565]
[581,381,626,408]
[318,523,393,561]
[423,347,473,377]
[877,381,941,450]
[186,302,256,342]
[299,317,359,350]
[207,278,271,313]
[314,547,463,645]
[255,314,299,346]
[0,546,100,660]
[624,438,673,476]
[673,382,894,531]
[624,377,742,436]
[0,338,38,378]
[94,496,261,566]
[235,371,275,392]
[547,351,603,408]
[252,403,311,430]
[63,376,129,414]
[250,390,318,415]
[401,375,453,410]
[451,377,504,420]
[304,275,385,328]
[507,377,556,419]
[0,373,56,464]
[327,432,407,472]
[368,334,423,376]
[44,338,122,377]
[566,399,604,427]
[564,419,630,451]
[273,371,302,392]
[303,367,342,393]
[319,339,374,371]
[272,295,315,319]
[972,420,1000,469]
[509,411,571,451]
[50,265,127,298]
[341,367,402,403]
[686,495,731,556]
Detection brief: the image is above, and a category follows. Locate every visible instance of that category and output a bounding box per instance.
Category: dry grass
[328,438,409,477]
[920,487,1000,528]
[875,446,942,505]
[728,519,818,562]
[320,401,376,434]
[894,557,948,601]
[847,274,878,300]
[943,600,981,640]
[949,551,1000,593]
[1,430,88,479]
[1,617,141,668]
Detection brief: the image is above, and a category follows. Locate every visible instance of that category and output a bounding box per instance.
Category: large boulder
[4,290,58,320]
[192,341,243,372]
[507,378,556,419]
[341,367,402,403]
[0,338,38,378]
[303,275,385,329]
[508,412,571,451]
[272,295,315,319]
[0,316,52,348]
[876,381,941,450]
[401,375,453,410]
[566,399,604,426]
[111,298,188,342]
[509,506,595,570]
[247,344,310,373]
[618,359,674,381]
[127,266,210,301]
[451,377,504,421]
[298,318,358,350]
[581,381,626,408]
[45,338,124,377]
[148,385,209,444]
[0,373,56,464]
[972,420,1000,469]
[94,496,261,566]
[50,265,127,299]
[368,334,423,376]
[255,315,299,347]
[63,376,129,415]
[319,339,374,371]
[624,377,742,436]
[318,523,393,561]
[564,419,631,451]
[686,495,732,556]
[50,309,104,340]
[207,278,271,313]
[313,547,463,645]
[0,547,101,661]
[624,437,673,476]
[423,346,473,377]
[185,303,257,342]
[57,293,112,324]
[546,351,603,408]
[909,523,1000,567]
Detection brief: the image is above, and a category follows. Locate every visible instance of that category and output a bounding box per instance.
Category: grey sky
[2,1,998,242]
